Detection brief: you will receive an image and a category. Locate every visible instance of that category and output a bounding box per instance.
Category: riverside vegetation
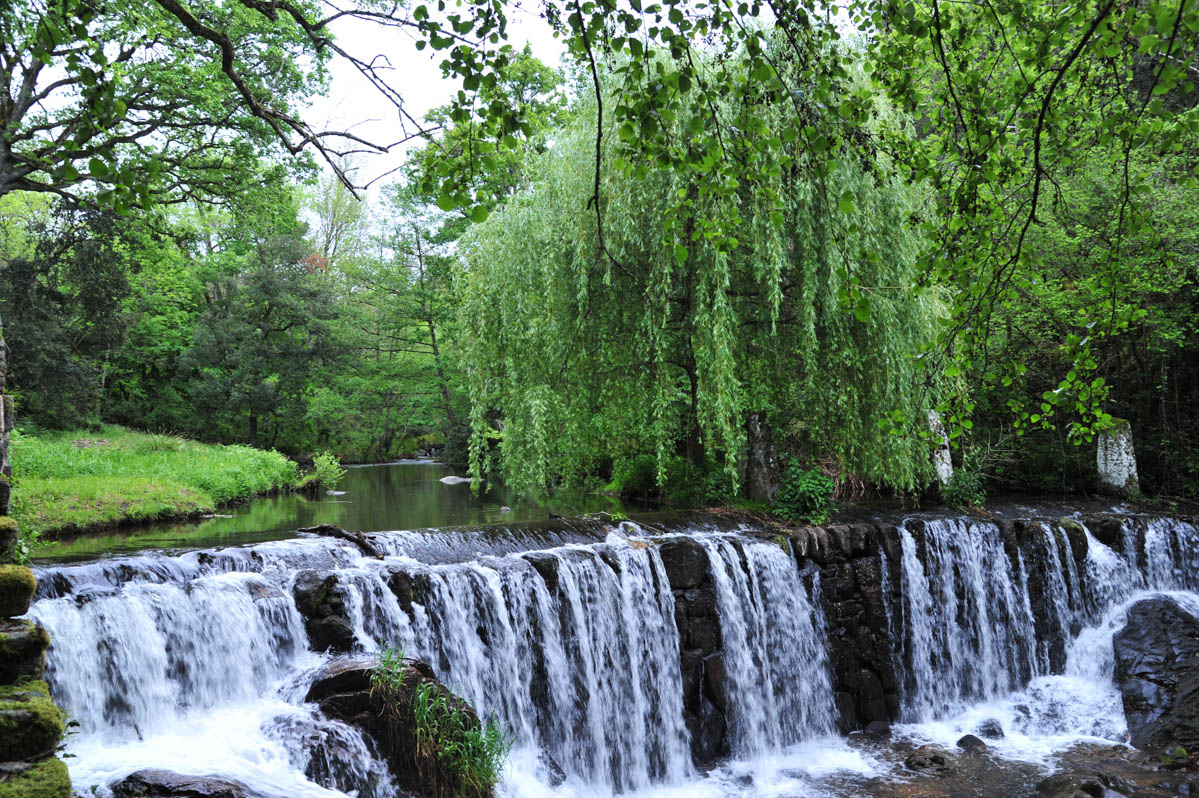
[8,425,341,553]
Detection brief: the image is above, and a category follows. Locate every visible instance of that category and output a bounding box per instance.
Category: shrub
[942,466,987,508]
[313,451,346,489]
[774,458,835,524]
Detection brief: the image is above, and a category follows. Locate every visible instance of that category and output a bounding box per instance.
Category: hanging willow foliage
[459,46,946,495]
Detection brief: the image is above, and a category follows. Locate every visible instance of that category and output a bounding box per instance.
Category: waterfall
[27,512,1199,797]
[888,516,1199,750]
[701,537,836,755]
[894,519,1038,721]
[30,532,712,795]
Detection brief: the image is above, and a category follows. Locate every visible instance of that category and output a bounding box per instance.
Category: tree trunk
[248,413,259,448]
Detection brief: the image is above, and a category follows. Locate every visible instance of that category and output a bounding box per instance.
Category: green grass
[9,424,297,539]
[370,645,511,797]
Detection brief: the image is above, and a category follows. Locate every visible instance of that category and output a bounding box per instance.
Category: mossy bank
[8,424,300,546]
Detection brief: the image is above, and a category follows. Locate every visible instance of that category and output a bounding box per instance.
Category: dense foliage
[459,60,946,494]
[1,0,1198,502]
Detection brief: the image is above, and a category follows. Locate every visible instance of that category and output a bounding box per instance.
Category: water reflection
[35,460,628,561]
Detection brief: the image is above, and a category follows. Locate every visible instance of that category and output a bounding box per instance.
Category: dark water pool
[34,460,630,561]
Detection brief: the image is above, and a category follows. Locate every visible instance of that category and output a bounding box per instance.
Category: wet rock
[0,617,50,682]
[863,720,891,738]
[658,538,708,590]
[307,655,486,798]
[264,712,390,795]
[292,570,355,653]
[246,580,283,602]
[537,749,566,788]
[977,718,1005,739]
[1084,515,1125,550]
[523,552,560,592]
[956,734,987,752]
[110,769,275,798]
[1113,596,1199,752]
[905,746,950,774]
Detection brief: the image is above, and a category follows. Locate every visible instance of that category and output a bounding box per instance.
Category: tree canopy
[2,0,1198,500]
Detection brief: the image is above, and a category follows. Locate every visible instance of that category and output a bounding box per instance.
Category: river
[34,461,628,562]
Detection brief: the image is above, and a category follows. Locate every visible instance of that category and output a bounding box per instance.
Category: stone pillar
[744,411,780,502]
[928,410,953,486]
[1097,419,1139,497]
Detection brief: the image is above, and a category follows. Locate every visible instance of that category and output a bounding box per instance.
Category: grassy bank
[9,425,298,540]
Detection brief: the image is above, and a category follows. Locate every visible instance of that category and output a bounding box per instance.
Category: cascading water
[25,511,1199,797]
[889,515,1199,759]
[894,519,1039,721]
[32,525,845,797]
[701,537,836,754]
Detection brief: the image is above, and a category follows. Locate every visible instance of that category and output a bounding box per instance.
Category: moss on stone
[0,755,71,798]
[0,517,16,535]
[0,680,64,762]
[0,565,35,617]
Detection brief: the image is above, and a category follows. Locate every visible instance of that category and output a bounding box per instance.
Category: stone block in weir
[798,522,901,732]
[0,564,35,617]
[659,536,729,765]
[0,618,50,682]
[0,680,64,762]
[658,538,708,590]
[292,570,354,653]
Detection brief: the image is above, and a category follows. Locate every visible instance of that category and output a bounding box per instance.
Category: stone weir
[657,511,1199,764]
[24,509,1199,796]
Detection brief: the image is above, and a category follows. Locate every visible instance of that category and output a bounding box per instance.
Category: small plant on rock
[370,646,511,797]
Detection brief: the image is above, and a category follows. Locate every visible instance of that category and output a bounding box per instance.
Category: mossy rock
[0,755,71,798]
[0,680,64,762]
[0,618,50,682]
[0,517,16,565]
[0,565,34,617]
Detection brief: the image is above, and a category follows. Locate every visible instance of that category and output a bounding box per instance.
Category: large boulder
[305,655,493,798]
[110,770,276,798]
[1113,596,1199,752]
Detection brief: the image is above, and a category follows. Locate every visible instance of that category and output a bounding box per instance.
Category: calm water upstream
[33,461,629,561]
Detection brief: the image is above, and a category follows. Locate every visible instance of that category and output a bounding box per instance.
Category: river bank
[9,425,300,545]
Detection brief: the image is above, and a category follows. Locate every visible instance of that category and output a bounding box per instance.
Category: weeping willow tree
[459,45,945,496]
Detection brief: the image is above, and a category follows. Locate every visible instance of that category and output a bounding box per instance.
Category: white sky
[303,3,566,194]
